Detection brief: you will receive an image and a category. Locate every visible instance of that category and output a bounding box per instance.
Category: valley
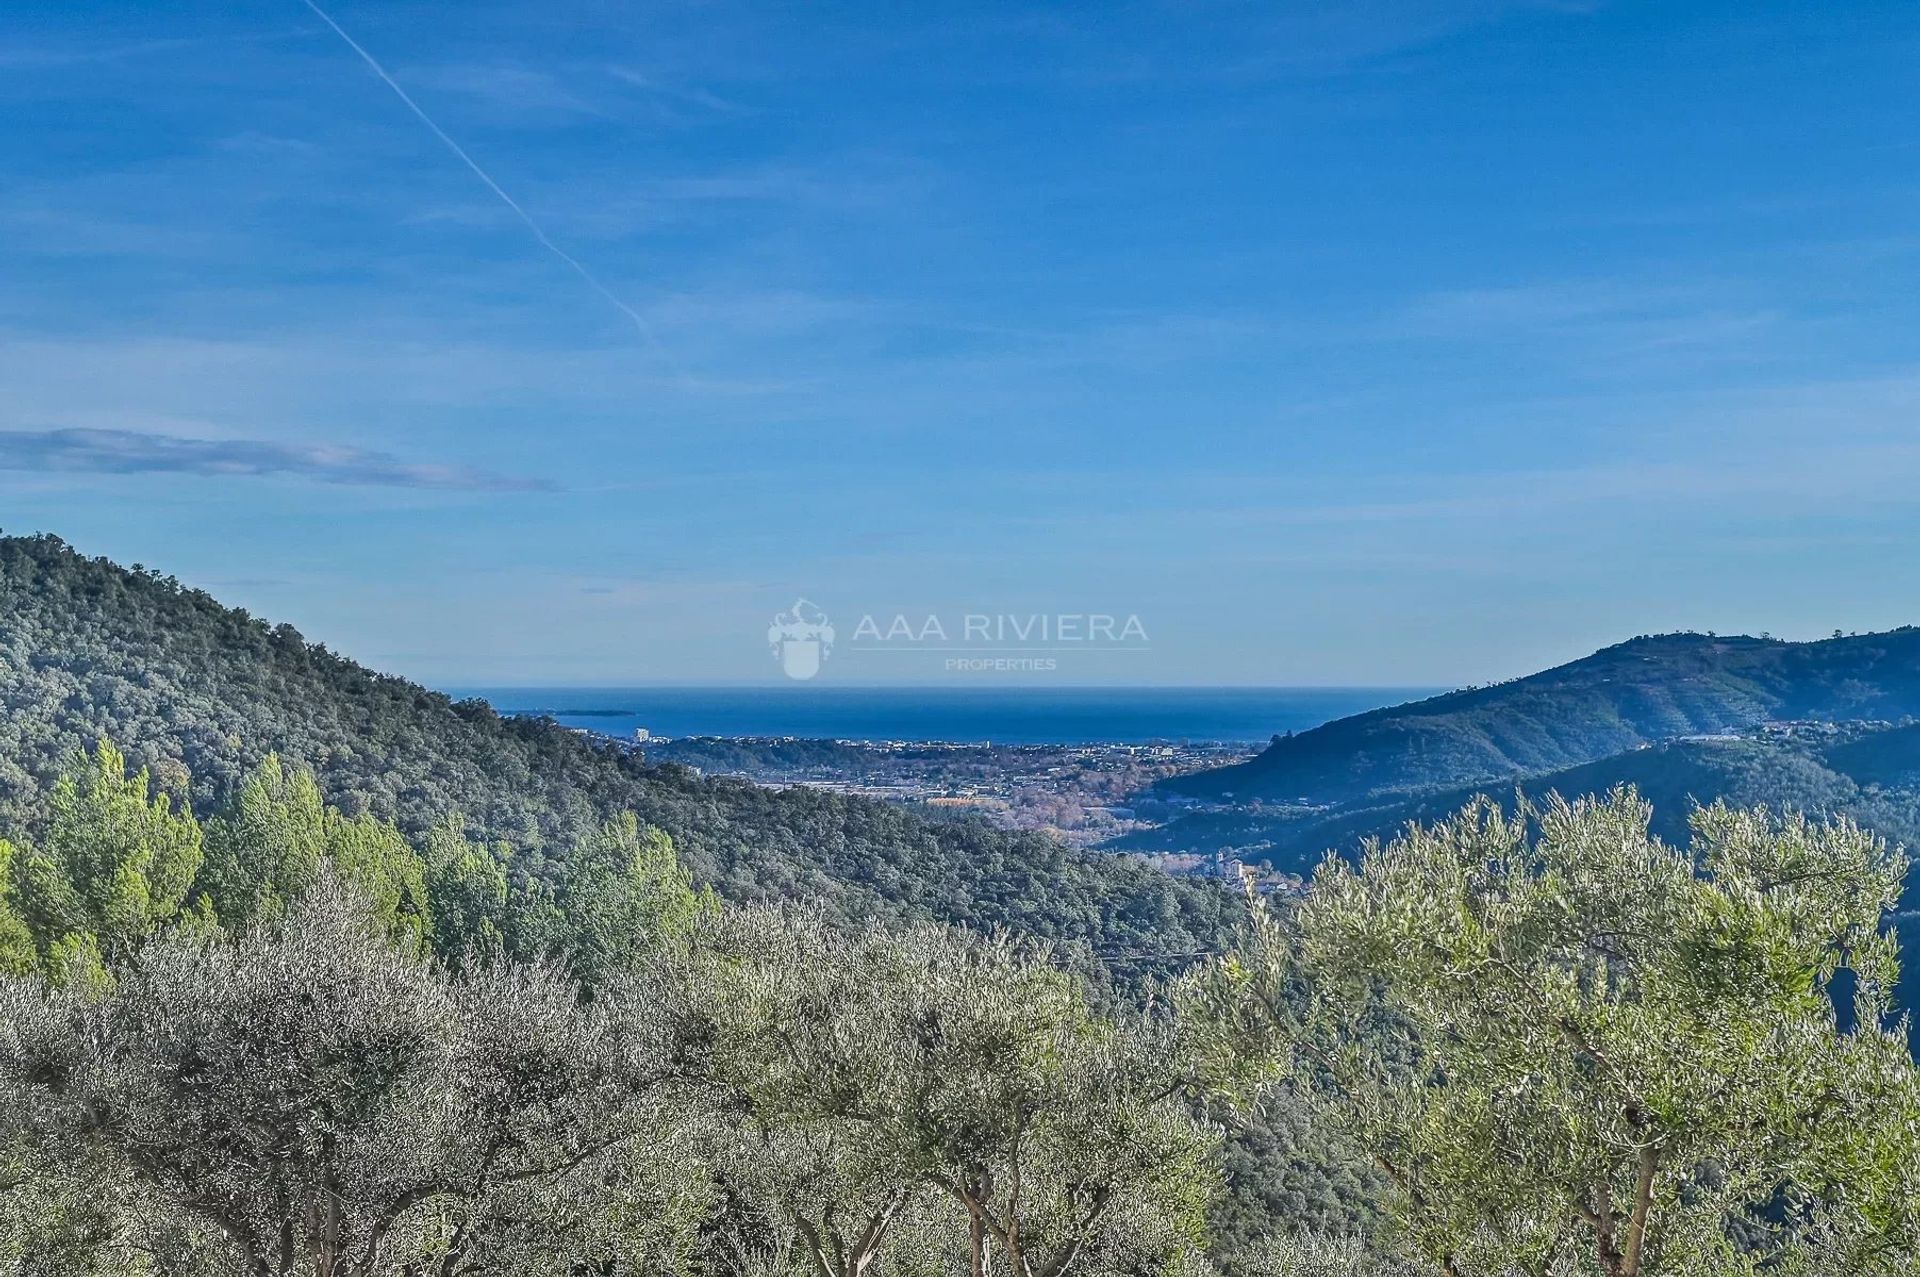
[638,734,1252,847]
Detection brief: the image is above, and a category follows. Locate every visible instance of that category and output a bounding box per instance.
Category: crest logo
[768,599,834,681]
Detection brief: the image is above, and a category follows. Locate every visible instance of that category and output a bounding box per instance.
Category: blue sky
[5,0,1920,686]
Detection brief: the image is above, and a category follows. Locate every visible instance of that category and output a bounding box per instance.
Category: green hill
[0,533,1231,959]
[1128,722,1920,1026]
[1125,731,1916,872]
[1166,630,1920,804]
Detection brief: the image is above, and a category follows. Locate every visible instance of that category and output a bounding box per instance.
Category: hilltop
[1166,629,1920,804]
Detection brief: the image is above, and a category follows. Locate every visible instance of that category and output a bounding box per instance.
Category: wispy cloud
[403,63,603,120]
[1397,280,1689,331]
[0,38,194,71]
[1385,278,1787,370]
[0,428,553,492]
[215,131,321,157]
[604,66,745,117]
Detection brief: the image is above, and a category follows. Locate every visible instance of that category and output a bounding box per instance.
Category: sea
[442,685,1437,746]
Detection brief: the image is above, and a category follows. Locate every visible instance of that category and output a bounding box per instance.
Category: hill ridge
[0,531,1231,958]
[1167,625,1920,803]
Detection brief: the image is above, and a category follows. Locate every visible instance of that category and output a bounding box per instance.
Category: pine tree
[18,740,203,959]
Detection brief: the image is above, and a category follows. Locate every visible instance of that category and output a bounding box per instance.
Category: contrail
[297,0,674,364]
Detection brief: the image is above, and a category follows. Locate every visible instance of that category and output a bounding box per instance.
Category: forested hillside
[0,534,1229,958]
[1129,722,1920,1020]
[1167,629,1920,804]
[1132,730,1918,871]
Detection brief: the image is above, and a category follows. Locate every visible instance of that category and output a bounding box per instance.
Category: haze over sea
[449,686,1436,747]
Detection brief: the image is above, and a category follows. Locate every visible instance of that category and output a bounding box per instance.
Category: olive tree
[0,874,701,1277]
[648,908,949,1277]
[897,948,1216,1277]
[653,907,1217,1277]
[1184,790,1920,1277]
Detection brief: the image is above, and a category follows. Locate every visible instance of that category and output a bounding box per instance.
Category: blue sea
[443,686,1435,746]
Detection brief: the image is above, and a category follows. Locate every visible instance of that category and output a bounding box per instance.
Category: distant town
[623,733,1300,891]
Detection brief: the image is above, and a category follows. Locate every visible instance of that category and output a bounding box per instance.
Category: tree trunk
[1619,1145,1660,1277]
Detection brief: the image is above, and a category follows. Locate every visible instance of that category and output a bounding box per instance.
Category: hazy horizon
[442,683,1449,744]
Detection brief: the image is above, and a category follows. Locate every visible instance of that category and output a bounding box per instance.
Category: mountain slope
[1130,731,1914,870]
[1166,630,1920,804]
[0,533,1231,957]
[1131,722,1920,1026]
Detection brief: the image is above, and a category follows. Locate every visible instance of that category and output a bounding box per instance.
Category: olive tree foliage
[1230,1233,1424,1277]
[651,907,946,1277]
[1183,789,1920,1277]
[0,1104,217,1277]
[649,907,1218,1277]
[895,949,1216,1277]
[0,737,1220,1277]
[0,876,705,1277]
